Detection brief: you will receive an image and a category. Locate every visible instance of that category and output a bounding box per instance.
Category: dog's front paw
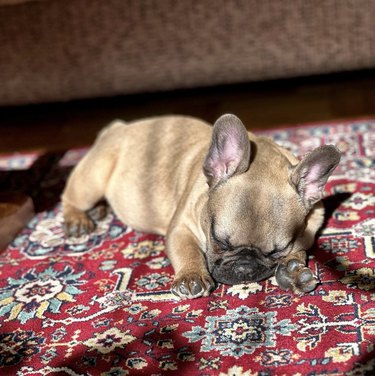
[275,259,319,295]
[63,211,96,237]
[171,272,215,299]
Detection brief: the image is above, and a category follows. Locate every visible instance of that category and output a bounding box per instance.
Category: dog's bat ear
[203,114,251,187]
[290,145,341,208]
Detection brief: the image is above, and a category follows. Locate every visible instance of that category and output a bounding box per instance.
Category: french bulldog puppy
[62,114,341,299]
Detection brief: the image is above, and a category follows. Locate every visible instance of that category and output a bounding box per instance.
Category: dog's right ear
[203,114,251,187]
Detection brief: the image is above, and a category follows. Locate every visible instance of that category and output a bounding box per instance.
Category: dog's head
[201,114,341,285]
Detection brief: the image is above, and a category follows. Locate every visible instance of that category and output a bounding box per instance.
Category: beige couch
[1,0,375,106]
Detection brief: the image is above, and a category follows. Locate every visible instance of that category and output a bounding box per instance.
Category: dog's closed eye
[215,237,233,251]
[267,239,294,259]
[210,220,234,251]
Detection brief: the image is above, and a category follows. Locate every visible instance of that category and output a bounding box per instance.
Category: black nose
[234,260,256,281]
[233,251,276,282]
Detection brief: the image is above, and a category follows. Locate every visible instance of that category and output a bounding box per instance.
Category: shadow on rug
[0,119,374,375]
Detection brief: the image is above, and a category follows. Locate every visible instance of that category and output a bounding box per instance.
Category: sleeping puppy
[61,114,341,299]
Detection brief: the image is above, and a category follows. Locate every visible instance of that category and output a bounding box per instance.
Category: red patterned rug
[0,119,374,375]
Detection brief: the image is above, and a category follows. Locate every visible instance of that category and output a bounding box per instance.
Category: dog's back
[90,116,212,234]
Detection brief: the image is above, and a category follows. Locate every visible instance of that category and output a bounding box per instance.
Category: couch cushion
[1,0,375,105]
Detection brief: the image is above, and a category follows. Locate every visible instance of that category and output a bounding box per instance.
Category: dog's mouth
[207,248,276,285]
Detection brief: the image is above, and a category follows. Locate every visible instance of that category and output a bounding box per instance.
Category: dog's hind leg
[61,122,122,237]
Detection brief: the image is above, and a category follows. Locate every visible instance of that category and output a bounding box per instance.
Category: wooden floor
[1,70,375,153]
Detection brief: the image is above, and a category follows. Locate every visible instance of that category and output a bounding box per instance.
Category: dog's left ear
[290,145,341,208]
[203,114,251,187]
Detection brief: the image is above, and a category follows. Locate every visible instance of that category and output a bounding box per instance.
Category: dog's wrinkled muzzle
[208,248,276,285]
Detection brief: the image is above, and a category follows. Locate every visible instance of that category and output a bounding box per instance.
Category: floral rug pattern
[0,119,374,375]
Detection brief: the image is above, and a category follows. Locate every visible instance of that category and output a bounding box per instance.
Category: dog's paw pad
[276,259,319,295]
[297,268,314,283]
[296,268,319,293]
[190,280,205,296]
[176,280,203,297]
[171,273,215,299]
[286,259,303,273]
